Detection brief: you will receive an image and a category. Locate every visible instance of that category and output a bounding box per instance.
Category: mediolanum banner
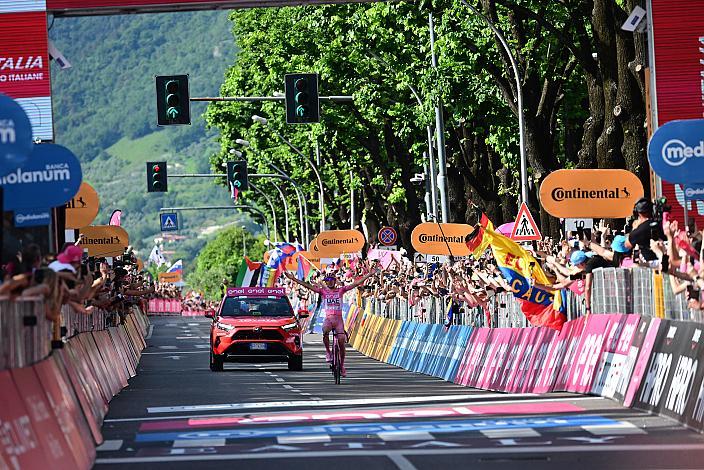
[411,222,473,256]
[539,169,644,218]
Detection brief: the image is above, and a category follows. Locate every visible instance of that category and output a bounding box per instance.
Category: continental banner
[315,230,365,257]
[158,271,182,284]
[79,225,129,257]
[65,182,100,229]
[539,169,644,218]
[411,222,473,256]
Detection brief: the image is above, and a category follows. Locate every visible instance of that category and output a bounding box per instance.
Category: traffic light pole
[159,205,270,240]
[167,172,304,244]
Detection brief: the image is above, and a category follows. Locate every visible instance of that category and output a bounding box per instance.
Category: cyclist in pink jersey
[284,269,375,376]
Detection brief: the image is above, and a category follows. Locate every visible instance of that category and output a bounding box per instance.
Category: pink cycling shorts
[322,315,346,341]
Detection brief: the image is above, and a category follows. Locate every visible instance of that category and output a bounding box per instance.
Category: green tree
[186,226,266,299]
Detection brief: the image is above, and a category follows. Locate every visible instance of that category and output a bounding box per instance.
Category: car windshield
[220,296,293,317]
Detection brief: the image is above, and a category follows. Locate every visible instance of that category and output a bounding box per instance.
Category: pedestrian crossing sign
[511,202,542,241]
[160,212,178,232]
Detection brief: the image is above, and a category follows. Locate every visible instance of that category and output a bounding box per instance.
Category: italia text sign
[79,225,129,257]
[65,182,100,229]
[648,119,704,183]
[316,229,365,256]
[539,169,643,218]
[411,222,474,256]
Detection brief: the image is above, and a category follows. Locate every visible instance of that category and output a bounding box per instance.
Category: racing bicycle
[329,328,346,384]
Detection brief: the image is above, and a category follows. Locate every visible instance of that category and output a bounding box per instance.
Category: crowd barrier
[148,298,182,315]
[0,298,150,469]
[346,293,704,433]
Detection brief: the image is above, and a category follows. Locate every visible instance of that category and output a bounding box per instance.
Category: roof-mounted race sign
[227,287,286,297]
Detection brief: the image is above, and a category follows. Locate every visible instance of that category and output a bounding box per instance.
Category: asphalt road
[95,316,704,469]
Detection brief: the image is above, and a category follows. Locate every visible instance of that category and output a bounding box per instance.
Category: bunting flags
[236,257,262,287]
[468,214,566,330]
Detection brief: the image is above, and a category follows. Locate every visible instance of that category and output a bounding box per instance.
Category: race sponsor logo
[227,287,286,297]
[550,186,630,201]
[0,163,70,185]
[661,139,704,167]
[15,211,50,224]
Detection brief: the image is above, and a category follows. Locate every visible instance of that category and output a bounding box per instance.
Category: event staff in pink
[284,269,376,376]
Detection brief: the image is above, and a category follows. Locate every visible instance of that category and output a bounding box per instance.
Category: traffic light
[285,73,320,124]
[155,75,191,126]
[227,161,249,191]
[147,161,168,192]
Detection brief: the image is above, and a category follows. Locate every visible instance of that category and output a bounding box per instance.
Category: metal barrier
[360,266,702,327]
[1,296,130,371]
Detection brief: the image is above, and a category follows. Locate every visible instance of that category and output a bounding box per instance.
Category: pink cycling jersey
[317,285,353,317]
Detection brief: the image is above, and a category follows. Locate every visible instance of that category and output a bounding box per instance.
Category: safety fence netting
[343,294,704,434]
[0,298,150,469]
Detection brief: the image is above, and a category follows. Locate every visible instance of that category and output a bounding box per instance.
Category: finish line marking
[145,393,537,414]
[95,443,704,464]
[107,396,601,423]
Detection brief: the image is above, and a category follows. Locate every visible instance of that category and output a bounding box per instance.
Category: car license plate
[249,343,267,351]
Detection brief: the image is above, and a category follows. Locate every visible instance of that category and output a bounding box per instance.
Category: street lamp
[235,139,308,245]
[455,2,528,204]
[252,115,326,233]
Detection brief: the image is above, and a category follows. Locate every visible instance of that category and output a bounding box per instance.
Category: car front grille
[232,329,283,341]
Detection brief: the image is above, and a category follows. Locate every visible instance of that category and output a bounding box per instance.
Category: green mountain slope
[48,11,252,269]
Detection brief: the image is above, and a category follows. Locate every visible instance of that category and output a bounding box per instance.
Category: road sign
[564,218,593,232]
[378,226,397,246]
[377,245,397,251]
[160,212,178,232]
[414,253,448,264]
[511,202,542,241]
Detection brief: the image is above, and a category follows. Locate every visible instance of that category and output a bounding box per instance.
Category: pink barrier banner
[550,316,588,391]
[455,328,491,387]
[506,327,557,393]
[591,314,642,399]
[534,317,586,393]
[565,315,612,393]
[624,317,662,407]
[482,329,519,390]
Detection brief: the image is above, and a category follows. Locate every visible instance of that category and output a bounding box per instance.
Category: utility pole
[349,170,355,230]
[429,13,450,223]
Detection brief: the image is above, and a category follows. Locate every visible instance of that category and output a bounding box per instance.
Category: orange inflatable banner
[411,222,474,256]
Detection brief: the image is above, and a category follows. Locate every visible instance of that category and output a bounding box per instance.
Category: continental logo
[550,186,631,201]
[418,234,465,244]
[81,236,121,245]
[539,169,644,218]
[411,222,473,256]
[321,237,359,246]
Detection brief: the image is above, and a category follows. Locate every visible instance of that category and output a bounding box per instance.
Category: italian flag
[236,257,262,287]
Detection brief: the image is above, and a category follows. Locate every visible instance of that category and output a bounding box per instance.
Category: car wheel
[288,354,303,371]
[210,349,224,372]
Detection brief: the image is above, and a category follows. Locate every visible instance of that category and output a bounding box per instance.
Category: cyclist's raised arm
[283,271,321,292]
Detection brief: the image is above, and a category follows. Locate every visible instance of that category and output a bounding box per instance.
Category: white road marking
[96,440,123,451]
[582,422,646,435]
[283,385,293,389]
[106,396,599,422]
[145,325,154,339]
[378,431,433,441]
[158,346,178,350]
[276,434,331,444]
[173,439,226,447]
[481,428,540,439]
[275,378,285,382]
[388,454,418,470]
[94,443,704,464]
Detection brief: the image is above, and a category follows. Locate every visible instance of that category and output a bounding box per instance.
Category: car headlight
[216,322,235,331]
[281,322,298,331]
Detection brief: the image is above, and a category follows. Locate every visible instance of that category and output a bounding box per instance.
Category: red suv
[207,287,307,371]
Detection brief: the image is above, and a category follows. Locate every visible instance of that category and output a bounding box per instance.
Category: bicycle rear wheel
[332,335,341,385]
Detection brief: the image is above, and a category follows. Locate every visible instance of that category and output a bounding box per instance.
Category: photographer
[625,198,666,262]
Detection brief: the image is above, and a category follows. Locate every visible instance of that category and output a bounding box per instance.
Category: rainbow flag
[297,254,317,281]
